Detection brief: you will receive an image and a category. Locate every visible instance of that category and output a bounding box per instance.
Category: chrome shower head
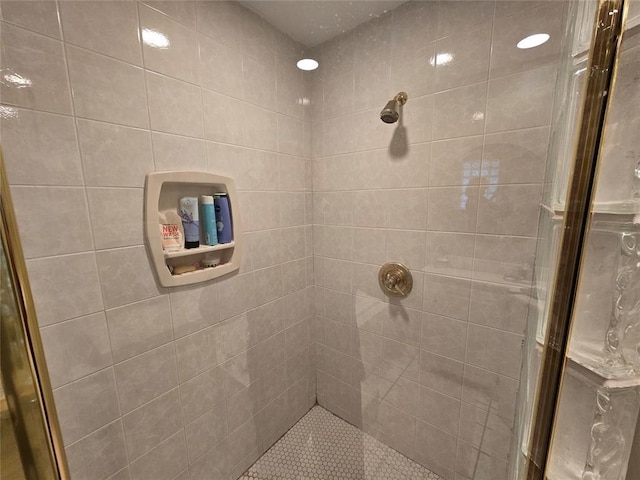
[380,92,408,124]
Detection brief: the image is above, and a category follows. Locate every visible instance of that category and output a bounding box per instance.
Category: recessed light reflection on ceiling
[297,58,319,71]
[517,33,550,49]
[142,28,170,49]
[429,53,453,67]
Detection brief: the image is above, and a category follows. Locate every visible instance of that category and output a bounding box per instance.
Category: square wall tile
[2,109,83,186]
[65,420,128,480]
[486,65,556,133]
[59,1,141,65]
[122,389,183,460]
[434,22,492,91]
[140,4,200,83]
[106,296,173,363]
[114,343,179,413]
[41,312,112,388]
[1,23,72,114]
[87,188,144,250]
[78,119,153,188]
[96,246,160,309]
[433,82,486,140]
[146,71,204,137]
[27,253,104,326]
[54,368,120,446]
[12,186,93,258]
[66,46,148,128]
[1,1,62,38]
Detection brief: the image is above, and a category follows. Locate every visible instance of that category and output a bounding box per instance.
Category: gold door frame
[524,1,627,478]
[0,149,70,479]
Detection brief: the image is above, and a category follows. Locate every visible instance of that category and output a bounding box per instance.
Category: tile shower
[0,1,564,480]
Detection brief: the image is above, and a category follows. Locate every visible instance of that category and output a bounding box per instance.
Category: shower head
[380,91,408,124]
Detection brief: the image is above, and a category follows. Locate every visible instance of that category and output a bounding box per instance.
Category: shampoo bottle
[214,193,233,244]
[200,195,218,246]
[179,197,199,249]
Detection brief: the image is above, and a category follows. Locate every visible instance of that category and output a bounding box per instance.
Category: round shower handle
[378,262,413,297]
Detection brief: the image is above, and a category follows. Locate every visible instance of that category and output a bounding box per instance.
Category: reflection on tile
[60,1,141,65]
[391,43,435,98]
[490,2,565,78]
[66,46,148,128]
[482,126,549,184]
[430,136,483,187]
[433,82,486,140]
[0,23,71,114]
[434,22,492,91]
[428,186,479,233]
[140,4,199,83]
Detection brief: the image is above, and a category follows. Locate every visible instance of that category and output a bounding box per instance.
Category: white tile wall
[1,0,567,479]
[1,2,314,480]
[311,2,563,480]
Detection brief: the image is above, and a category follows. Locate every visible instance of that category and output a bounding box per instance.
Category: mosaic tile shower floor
[240,406,442,480]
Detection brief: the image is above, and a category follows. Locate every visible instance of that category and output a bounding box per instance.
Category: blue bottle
[214,193,233,244]
[200,195,218,246]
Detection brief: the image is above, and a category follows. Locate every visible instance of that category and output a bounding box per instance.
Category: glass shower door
[513,0,640,479]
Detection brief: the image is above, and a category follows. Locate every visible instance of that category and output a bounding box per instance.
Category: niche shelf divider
[144,171,242,287]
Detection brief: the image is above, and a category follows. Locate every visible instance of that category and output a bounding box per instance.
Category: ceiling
[240,1,407,49]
